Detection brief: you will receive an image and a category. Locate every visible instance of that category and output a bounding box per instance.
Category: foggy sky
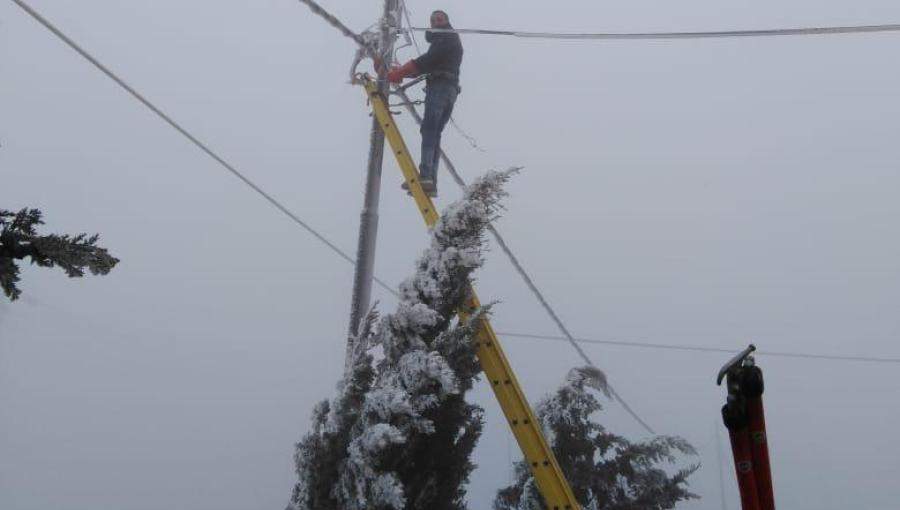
[2,1,900,509]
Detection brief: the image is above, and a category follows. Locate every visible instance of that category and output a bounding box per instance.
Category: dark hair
[431,10,449,21]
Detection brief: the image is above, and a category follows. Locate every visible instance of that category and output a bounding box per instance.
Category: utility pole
[345,0,399,373]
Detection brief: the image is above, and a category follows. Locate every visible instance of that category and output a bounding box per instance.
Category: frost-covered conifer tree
[289,170,517,510]
[0,208,119,301]
[494,367,698,510]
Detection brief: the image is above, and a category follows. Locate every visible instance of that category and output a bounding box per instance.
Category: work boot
[420,178,437,198]
[400,179,437,198]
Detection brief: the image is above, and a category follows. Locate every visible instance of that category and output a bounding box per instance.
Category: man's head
[430,10,450,28]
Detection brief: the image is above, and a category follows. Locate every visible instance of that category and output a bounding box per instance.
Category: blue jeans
[419,80,458,182]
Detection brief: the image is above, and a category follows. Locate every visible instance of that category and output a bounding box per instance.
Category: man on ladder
[388,9,463,198]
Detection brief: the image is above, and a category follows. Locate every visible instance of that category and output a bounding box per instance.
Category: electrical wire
[20,0,900,441]
[9,0,400,299]
[393,87,656,434]
[291,4,900,382]
[389,10,657,433]
[400,0,421,54]
[291,0,657,433]
[295,0,373,49]
[501,331,900,364]
[409,23,900,41]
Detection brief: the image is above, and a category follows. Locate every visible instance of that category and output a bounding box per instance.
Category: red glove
[387,60,419,84]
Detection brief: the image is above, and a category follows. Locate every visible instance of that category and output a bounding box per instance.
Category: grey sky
[2,1,900,508]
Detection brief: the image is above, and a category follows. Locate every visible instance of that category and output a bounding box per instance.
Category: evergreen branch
[0,208,119,300]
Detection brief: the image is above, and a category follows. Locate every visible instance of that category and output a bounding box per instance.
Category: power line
[10,0,399,300]
[295,0,374,49]
[391,12,657,432]
[400,1,421,54]
[298,1,658,433]
[294,0,657,434]
[409,23,900,41]
[25,0,898,441]
[392,89,656,434]
[500,332,900,364]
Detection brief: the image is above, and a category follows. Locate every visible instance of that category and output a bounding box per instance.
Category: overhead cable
[16,0,896,375]
[295,0,373,49]
[10,0,399,299]
[393,6,654,434]
[394,87,656,434]
[291,0,658,434]
[400,1,421,54]
[409,23,900,41]
[502,332,900,364]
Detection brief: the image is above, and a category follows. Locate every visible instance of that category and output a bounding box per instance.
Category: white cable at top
[408,23,900,41]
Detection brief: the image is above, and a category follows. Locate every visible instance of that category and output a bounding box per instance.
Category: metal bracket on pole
[717,344,756,386]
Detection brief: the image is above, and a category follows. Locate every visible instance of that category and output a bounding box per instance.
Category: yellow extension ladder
[362,76,581,510]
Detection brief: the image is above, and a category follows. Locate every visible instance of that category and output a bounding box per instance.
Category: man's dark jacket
[414,26,463,84]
